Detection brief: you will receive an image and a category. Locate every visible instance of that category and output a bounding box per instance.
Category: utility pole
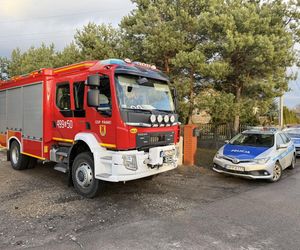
[279,95,284,128]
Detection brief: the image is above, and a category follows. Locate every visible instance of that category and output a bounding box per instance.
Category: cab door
[71,79,87,135]
[52,78,87,142]
[85,74,116,148]
[52,81,75,142]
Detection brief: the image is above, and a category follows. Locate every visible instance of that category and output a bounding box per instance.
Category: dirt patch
[0,151,268,249]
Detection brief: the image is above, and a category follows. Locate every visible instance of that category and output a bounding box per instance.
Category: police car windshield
[115,75,175,112]
[230,133,274,148]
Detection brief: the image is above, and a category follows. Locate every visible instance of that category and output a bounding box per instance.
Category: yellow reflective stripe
[22,152,46,160]
[52,137,74,143]
[100,143,116,149]
[53,63,94,73]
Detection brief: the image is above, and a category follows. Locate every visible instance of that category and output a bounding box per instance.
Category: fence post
[183,124,198,166]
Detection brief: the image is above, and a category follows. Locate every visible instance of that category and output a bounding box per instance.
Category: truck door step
[54,163,68,174]
[56,147,70,158]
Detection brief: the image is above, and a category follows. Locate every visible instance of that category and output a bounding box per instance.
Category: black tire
[72,152,101,198]
[10,140,29,170]
[268,162,282,183]
[288,154,296,170]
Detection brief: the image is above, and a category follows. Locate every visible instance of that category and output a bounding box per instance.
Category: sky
[285,73,300,109]
[0,0,134,57]
[0,0,299,109]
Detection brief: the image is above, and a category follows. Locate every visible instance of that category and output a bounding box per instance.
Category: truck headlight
[122,155,138,171]
[253,157,270,164]
[157,115,163,123]
[164,115,169,123]
[170,115,175,123]
[150,114,156,123]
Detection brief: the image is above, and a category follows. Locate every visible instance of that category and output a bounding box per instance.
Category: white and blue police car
[283,127,300,156]
[213,128,296,182]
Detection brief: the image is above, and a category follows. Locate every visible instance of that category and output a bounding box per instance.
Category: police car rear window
[230,133,274,148]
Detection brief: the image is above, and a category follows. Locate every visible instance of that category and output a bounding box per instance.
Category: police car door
[275,133,288,169]
[280,133,293,167]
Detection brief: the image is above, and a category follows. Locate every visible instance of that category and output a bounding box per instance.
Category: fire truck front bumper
[94,145,179,182]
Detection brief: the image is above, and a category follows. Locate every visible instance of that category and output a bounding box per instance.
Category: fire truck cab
[0,59,180,197]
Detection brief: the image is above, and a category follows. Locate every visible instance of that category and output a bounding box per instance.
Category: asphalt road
[0,151,300,250]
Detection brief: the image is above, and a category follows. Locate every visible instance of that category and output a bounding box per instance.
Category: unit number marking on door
[57,120,73,129]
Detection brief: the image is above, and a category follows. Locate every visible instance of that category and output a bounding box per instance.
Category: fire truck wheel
[72,152,101,198]
[10,140,29,170]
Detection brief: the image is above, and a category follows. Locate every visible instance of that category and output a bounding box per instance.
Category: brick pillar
[183,124,197,166]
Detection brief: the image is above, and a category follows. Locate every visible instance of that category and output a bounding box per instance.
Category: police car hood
[223,144,270,160]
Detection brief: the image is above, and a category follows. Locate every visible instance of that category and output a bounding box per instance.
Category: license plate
[226,165,245,171]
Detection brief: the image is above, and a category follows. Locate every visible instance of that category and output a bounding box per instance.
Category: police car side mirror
[87,74,100,87]
[87,89,100,107]
[277,144,288,149]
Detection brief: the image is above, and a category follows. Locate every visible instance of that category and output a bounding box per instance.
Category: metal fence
[197,123,248,149]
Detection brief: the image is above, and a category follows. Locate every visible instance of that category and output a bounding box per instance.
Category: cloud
[0,0,134,57]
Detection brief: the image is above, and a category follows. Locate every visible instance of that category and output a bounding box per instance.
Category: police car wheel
[269,163,282,182]
[288,155,296,170]
[72,152,102,198]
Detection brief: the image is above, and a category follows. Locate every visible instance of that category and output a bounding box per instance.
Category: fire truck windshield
[115,75,175,112]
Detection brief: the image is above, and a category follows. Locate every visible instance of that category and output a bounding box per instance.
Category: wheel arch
[69,140,91,169]
[68,133,106,185]
[8,136,22,151]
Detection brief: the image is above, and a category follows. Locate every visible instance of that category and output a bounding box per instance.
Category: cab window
[73,81,86,117]
[99,75,112,117]
[56,83,70,110]
[276,134,284,147]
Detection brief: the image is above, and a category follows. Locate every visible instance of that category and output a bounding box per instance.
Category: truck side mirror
[87,89,100,107]
[87,74,100,87]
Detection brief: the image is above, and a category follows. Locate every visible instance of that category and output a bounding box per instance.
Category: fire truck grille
[136,132,175,148]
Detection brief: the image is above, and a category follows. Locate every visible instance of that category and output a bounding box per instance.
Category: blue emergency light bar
[245,126,280,133]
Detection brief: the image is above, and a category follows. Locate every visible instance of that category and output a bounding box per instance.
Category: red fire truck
[0,59,180,197]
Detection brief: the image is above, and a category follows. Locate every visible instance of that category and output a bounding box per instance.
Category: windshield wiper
[121,108,154,114]
[153,109,174,114]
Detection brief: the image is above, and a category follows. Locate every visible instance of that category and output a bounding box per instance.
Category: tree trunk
[164,57,170,74]
[233,85,242,134]
[188,69,195,124]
